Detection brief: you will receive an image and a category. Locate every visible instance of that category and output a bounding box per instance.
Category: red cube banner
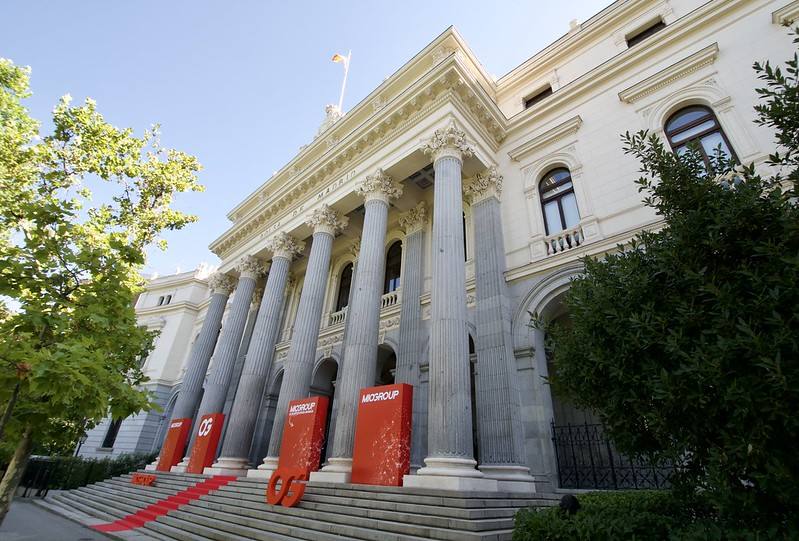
[351,383,413,486]
[156,418,191,471]
[186,412,225,474]
[277,396,329,474]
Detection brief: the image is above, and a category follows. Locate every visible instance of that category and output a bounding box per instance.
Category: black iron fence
[18,452,157,497]
[551,422,673,490]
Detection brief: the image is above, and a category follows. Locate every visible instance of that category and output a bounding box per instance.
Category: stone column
[174,256,263,471]
[207,233,304,475]
[312,169,403,483]
[404,120,496,491]
[394,202,427,471]
[467,167,536,492]
[249,205,347,478]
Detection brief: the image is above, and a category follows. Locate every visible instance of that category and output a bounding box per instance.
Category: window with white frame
[539,167,581,235]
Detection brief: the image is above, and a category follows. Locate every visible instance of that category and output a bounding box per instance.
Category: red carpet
[91,475,237,532]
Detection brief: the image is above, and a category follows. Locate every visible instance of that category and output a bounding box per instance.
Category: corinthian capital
[399,202,427,235]
[267,232,305,261]
[421,120,474,162]
[306,204,348,236]
[356,168,403,204]
[465,166,503,204]
[237,255,266,280]
[208,272,236,295]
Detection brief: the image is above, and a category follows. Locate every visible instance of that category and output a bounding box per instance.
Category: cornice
[505,0,757,135]
[618,43,719,103]
[773,1,799,24]
[209,60,507,260]
[507,115,582,162]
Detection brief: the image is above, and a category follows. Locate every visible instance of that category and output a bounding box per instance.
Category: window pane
[541,181,573,200]
[669,120,716,144]
[700,132,731,160]
[539,169,571,192]
[544,201,563,234]
[561,193,580,228]
[666,107,710,132]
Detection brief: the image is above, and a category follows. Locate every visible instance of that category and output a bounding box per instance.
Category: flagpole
[337,50,351,113]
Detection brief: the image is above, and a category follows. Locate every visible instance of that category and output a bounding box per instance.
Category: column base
[309,457,352,483]
[246,456,279,479]
[403,456,499,491]
[170,456,190,473]
[204,456,249,477]
[479,464,537,493]
[144,459,159,472]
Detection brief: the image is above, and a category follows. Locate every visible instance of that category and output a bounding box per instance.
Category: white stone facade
[99,0,797,489]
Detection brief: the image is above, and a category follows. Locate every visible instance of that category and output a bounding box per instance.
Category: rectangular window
[524,86,553,109]
[626,20,666,48]
[102,418,123,448]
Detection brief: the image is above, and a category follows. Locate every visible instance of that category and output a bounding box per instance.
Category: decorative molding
[465,166,503,204]
[618,43,719,104]
[236,255,266,280]
[208,272,236,295]
[431,45,457,66]
[267,232,305,261]
[355,168,403,204]
[508,116,582,162]
[349,237,361,260]
[773,1,799,24]
[421,120,474,162]
[399,202,427,235]
[250,287,264,310]
[306,204,348,236]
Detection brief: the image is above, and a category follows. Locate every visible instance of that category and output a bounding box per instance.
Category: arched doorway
[311,358,338,466]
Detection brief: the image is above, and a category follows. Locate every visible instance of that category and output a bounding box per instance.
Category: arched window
[165,294,172,305]
[157,296,164,306]
[539,168,580,235]
[335,263,353,312]
[665,105,736,165]
[384,241,402,294]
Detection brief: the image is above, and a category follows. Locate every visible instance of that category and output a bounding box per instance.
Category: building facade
[98,0,796,490]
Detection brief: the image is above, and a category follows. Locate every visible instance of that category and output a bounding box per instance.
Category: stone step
[155,510,322,541]
[52,491,125,522]
[181,497,510,541]
[144,517,219,541]
[200,489,516,530]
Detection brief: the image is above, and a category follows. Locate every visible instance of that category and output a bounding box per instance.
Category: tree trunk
[0,424,33,526]
[0,381,20,443]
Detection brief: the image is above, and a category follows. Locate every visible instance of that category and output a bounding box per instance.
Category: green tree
[541,31,799,527]
[0,58,203,523]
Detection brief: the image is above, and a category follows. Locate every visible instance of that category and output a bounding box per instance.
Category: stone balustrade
[545,225,584,256]
[328,307,348,326]
[380,290,400,309]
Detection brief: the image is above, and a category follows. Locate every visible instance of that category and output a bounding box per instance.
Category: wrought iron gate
[551,422,673,490]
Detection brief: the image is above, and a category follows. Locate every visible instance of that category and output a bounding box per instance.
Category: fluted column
[209,233,304,475]
[467,167,535,492]
[313,170,403,483]
[249,205,347,478]
[394,202,427,471]
[405,120,496,491]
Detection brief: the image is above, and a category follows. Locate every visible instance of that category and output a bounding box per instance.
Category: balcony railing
[328,307,347,326]
[381,290,399,309]
[545,225,584,256]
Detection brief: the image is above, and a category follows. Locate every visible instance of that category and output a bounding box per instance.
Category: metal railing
[551,422,673,490]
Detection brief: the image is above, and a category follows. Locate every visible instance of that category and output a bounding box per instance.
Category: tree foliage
[541,30,799,527]
[0,58,203,522]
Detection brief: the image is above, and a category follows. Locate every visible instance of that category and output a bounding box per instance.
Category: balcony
[381,290,400,309]
[328,307,347,326]
[545,225,584,256]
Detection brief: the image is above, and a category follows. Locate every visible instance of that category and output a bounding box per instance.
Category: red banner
[156,418,191,471]
[277,396,329,474]
[186,413,224,474]
[351,383,413,486]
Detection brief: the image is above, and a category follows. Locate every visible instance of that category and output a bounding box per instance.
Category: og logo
[266,468,308,507]
[197,417,213,437]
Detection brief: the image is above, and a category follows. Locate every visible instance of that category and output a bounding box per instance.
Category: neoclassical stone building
[99,0,796,490]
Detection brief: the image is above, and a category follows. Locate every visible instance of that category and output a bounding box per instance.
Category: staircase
[39,470,559,540]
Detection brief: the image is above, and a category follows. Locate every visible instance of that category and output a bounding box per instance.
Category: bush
[513,491,798,541]
[20,451,157,492]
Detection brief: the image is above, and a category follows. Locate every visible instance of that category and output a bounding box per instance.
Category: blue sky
[3,0,609,277]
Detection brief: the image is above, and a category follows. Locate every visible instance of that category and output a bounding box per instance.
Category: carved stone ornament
[349,237,361,260]
[267,232,305,261]
[399,202,427,234]
[208,272,236,295]
[306,204,349,236]
[466,166,503,204]
[355,168,403,204]
[421,120,474,162]
[250,287,264,309]
[237,255,266,280]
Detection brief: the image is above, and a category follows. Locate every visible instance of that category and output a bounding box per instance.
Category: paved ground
[0,499,110,541]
